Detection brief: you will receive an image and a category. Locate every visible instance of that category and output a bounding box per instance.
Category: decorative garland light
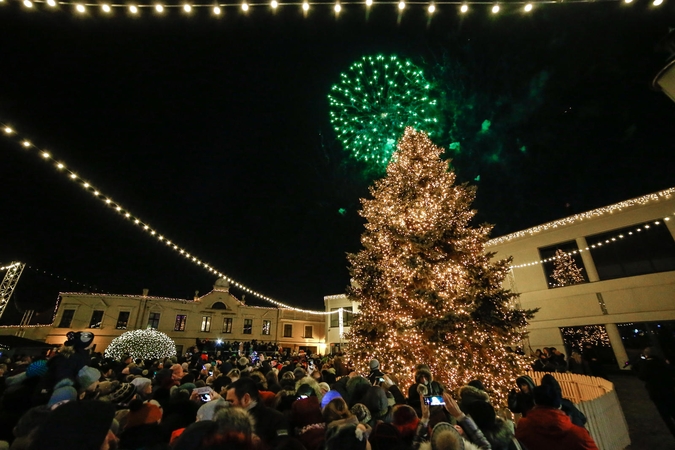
[509,219,671,269]
[1,122,336,316]
[0,0,660,20]
[487,187,675,247]
[104,328,177,360]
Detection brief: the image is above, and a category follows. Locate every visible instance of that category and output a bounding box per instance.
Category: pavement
[609,371,675,450]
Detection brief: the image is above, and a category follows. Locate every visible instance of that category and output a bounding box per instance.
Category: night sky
[0,0,673,317]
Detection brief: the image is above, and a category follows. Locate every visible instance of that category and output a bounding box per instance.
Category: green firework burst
[328,54,440,168]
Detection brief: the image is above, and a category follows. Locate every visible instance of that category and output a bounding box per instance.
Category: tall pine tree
[346,128,536,402]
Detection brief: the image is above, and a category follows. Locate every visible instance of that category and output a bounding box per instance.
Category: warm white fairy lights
[0,262,21,272]
[1,121,336,316]
[104,328,177,360]
[509,219,672,269]
[487,187,675,247]
[5,0,651,18]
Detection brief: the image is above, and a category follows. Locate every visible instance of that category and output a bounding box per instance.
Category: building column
[665,218,675,242]
[576,237,599,282]
[605,323,630,370]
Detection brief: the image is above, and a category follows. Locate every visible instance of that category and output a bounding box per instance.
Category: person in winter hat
[291,396,326,450]
[420,422,485,450]
[47,379,78,409]
[118,399,164,450]
[324,421,370,450]
[77,365,101,397]
[407,364,444,415]
[458,383,490,413]
[540,373,587,427]
[515,384,598,450]
[368,359,385,385]
[43,331,94,391]
[130,376,153,401]
[507,375,535,417]
[108,382,136,409]
[28,400,116,450]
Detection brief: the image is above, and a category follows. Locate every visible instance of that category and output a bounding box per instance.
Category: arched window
[211,302,227,310]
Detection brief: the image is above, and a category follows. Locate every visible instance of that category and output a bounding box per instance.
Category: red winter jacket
[515,406,598,450]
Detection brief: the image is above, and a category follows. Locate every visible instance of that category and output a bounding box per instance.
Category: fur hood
[296,376,323,400]
[458,385,490,411]
[414,365,434,384]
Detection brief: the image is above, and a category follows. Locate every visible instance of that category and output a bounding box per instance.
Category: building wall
[23,279,326,356]
[486,189,675,366]
[323,294,360,353]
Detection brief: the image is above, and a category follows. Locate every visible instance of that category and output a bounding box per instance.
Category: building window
[116,311,130,330]
[587,221,675,281]
[223,318,233,333]
[57,309,75,328]
[262,320,271,335]
[538,241,589,289]
[330,307,354,327]
[243,319,253,334]
[283,324,292,338]
[201,316,212,332]
[147,312,161,329]
[304,326,313,338]
[88,310,104,329]
[174,314,187,331]
[211,302,227,310]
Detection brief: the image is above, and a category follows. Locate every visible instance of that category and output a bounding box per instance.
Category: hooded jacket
[507,375,535,417]
[540,373,587,427]
[515,407,598,450]
[458,385,490,412]
[407,366,443,412]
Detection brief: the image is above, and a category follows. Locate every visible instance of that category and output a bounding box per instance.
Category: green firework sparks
[328,54,440,168]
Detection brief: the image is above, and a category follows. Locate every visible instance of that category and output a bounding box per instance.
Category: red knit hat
[392,404,420,438]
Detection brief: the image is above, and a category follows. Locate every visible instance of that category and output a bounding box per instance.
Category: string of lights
[1,123,336,315]
[487,187,675,247]
[509,218,671,269]
[25,264,111,293]
[0,0,665,19]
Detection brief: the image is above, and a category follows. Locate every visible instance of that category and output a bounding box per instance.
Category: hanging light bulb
[428,3,435,12]
[22,140,31,147]
[460,4,468,12]
[398,1,405,9]
[241,2,249,10]
[524,3,532,11]
[366,0,373,5]
[302,2,309,11]
[23,0,33,8]
[41,151,50,158]
[213,5,221,14]
[271,0,278,7]
[155,4,164,12]
[183,3,192,12]
[46,0,56,6]
[491,4,499,13]
[129,5,138,13]
[653,0,662,5]
[101,3,111,12]
[334,2,341,12]
[3,127,13,134]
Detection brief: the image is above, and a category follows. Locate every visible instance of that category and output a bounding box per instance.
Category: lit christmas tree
[551,249,585,287]
[346,128,536,402]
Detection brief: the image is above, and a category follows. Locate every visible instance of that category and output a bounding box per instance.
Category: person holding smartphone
[367,359,385,385]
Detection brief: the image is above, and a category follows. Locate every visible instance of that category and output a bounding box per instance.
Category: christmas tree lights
[551,248,585,287]
[346,127,536,403]
[328,55,440,169]
[561,325,611,352]
[104,328,177,360]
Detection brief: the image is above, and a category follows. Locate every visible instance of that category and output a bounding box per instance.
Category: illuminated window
[116,311,130,330]
[304,326,313,338]
[174,314,187,331]
[57,309,75,328]
[201,316,212,332]
[538,241,588,289]
[147,312,160,329]
[223,317,233,333]
[88,310,103,329]
[243,318,253,334]
[262,320,271,335]
[587,222,675,280]
[283,324,292,338]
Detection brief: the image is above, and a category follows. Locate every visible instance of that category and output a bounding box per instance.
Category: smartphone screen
[423,395,445,406]
[200,394,211,402]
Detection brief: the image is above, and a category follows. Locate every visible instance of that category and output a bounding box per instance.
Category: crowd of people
[0,331,605,450]
[529,345,605,378]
